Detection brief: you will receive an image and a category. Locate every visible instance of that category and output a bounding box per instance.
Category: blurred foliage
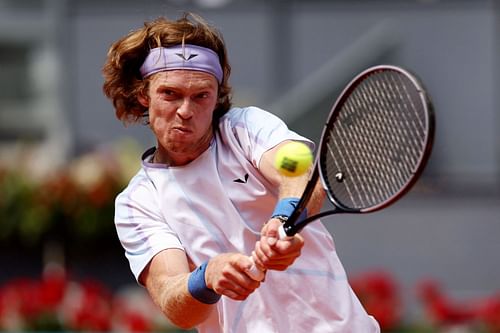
[0,138,142,250]
[0,138,197,332]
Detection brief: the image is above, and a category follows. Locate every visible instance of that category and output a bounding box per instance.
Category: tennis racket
[247,64,435,281]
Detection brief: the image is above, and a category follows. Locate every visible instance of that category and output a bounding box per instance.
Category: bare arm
[141,249,260,329]
[140,249,211,329]
[260,140,325,215]
[253,140,326,271]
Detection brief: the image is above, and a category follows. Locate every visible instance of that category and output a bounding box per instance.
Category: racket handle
[278,224,289,239]
[246,225,291,281]
[246,255,265,281]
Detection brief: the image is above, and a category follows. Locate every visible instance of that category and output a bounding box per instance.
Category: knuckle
[260,256,271,265]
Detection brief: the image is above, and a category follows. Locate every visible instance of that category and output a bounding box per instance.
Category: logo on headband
[175,50,198,61]
[140,45,223,83]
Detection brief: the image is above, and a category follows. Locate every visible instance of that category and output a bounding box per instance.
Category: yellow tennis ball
[274,141,313,177]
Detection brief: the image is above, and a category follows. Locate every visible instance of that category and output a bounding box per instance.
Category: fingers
[260,218,281,237]
[253,240,301,270]
[253,231,304,271]
[205,254,261,301]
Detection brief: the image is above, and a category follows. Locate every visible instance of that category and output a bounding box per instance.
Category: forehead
[149,70,218,90]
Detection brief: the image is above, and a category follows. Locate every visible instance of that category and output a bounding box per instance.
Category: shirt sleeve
[227,106,314,169]
[114,173,184,283]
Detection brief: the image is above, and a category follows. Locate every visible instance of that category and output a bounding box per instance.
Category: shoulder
[221,106,281,121]
[219,106,287,132]
[115,168,157,209]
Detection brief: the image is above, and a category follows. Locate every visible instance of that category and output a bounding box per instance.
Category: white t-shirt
[115,106,379,333]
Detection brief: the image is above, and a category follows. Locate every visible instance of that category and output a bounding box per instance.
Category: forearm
[252,143,324,271]
[276,170,325,217]
[259,140,325,217]
[141,250,217,330]
[148,273,215,329]
[143,251,259,329]
[277,171,309,198]
[304,177,326,216]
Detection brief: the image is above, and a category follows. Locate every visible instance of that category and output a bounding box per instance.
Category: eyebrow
[154,75,218,91]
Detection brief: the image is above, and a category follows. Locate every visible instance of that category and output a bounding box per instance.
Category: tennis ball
[274,141,313,177]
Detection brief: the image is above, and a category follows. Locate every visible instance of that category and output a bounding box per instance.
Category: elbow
[167,312,210,330]
[170,319,197,330]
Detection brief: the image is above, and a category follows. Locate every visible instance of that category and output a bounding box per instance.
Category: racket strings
[387,73,427,158]
[322,69,428,210]
[367,75,415,183]
[336,77,402,206]
[341,89,393,206]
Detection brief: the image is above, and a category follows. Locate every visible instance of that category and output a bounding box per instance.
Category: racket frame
[282,65,435,237]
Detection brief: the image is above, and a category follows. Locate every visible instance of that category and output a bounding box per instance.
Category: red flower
[120,309,152,332]
[476,295,500,333]
[4,278,44,320]
[417,279,476,327]
[40,267,68,310]
[350,271,402,331]
[66,279,113,332]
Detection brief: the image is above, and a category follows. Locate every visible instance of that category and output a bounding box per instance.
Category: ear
[137,92,149,107]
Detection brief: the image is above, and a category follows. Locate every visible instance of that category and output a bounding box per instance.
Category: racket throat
[282,208,345,236]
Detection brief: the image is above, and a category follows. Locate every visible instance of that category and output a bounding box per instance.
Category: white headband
[139,44,223,83]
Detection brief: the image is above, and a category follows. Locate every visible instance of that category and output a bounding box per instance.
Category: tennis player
[102,13,379,333]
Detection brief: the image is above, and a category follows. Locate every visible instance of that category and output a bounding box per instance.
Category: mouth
[172,126,192,134]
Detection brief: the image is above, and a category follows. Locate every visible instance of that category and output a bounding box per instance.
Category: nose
[176,99,194,119]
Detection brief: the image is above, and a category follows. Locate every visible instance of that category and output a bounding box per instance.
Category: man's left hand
[252,218,304,271]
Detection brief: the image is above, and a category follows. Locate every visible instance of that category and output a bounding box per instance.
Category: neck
[154,133,213,166]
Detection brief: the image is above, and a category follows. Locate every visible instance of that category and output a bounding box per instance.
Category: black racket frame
[281,65,435,236]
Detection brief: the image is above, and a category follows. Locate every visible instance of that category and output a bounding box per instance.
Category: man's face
[140,70,219,165]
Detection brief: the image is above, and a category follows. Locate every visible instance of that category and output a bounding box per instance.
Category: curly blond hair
[102,13,232,125]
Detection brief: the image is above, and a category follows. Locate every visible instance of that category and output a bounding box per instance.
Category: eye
[196,92,210,99]
[159,89,178,100]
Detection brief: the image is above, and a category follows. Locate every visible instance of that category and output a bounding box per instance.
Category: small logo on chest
[233,173,249,183]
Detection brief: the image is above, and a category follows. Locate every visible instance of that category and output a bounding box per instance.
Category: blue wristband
[188,261,221,304]
[271,197,308,221]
